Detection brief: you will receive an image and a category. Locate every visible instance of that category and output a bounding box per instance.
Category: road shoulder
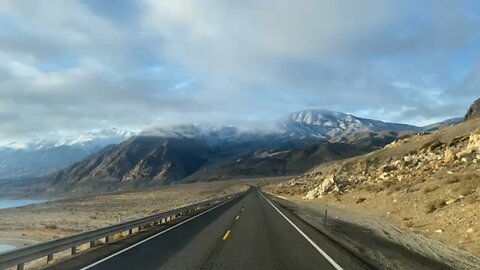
[269,195,480,270]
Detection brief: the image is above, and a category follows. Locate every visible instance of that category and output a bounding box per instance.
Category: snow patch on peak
[2,128,138,150]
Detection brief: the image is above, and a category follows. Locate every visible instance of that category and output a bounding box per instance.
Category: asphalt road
[48,187,370,270]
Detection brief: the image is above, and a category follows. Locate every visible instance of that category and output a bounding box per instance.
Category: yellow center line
[222,230,231,240]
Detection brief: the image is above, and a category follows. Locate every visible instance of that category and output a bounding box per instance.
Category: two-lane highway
[48,187,370,270]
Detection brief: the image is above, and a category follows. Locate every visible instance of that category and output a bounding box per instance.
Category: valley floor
[0,181,256,248]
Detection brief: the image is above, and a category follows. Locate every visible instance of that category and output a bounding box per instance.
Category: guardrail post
[129,228,133,235]
[105,236,111,243]
[17,263,24,270]
[47,253,54,263]
[71,246,78,254]
[90,241,95,248]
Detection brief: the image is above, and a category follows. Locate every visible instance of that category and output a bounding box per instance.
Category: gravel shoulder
[269,195,480,270]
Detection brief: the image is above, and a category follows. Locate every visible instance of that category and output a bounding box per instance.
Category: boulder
[444,148,457,163]
[319,175,338,194]
[467,129,480,151]
[456,149,474,160]
[303,186,321,200]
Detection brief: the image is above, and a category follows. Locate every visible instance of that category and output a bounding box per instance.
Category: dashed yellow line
[222,230,231,240]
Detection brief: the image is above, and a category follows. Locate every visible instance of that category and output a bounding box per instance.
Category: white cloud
[0,0,478,143]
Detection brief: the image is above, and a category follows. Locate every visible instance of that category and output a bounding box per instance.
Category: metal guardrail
[0,192,244,270]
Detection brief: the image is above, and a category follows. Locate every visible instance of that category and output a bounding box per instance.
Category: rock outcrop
[465,98,480,121]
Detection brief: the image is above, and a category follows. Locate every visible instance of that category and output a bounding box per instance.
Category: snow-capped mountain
[139,110,422,143]
[46,110,424,195]
[0,110,424,182]
[7,128,138,151]
[281,110,422,140]
[0,129,137,179]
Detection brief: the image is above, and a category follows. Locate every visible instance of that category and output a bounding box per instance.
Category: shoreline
[0,199,48,210]
[0,237,38,249]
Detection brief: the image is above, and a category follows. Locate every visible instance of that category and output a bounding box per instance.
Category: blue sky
[0,0,479,143]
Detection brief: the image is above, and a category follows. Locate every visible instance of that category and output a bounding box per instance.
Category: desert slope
[271,117,480,257]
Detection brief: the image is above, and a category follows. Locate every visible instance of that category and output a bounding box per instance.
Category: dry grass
[356,197,366,204]
[443,176,460,185]
[425,198,446,214]
[362,184,385,193]
[464,195,478,204]
[422,185,440,194]
[386,182,409,195]
[452,185,476,196]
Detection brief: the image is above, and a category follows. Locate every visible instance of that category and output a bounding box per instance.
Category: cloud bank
[0,0,479,143]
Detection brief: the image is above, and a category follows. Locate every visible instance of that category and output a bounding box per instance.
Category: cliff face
[465,98,480,121]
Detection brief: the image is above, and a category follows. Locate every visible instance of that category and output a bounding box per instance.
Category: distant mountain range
[42,110,431,195]
[0,109,464,196]
[0,129,137,180]
[422,117,463,131]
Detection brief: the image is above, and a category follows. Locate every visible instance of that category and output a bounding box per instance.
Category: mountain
[271,100,480,259]
[422,117,463,131]
[0,129,136,180]
[281,110,422,140]
[465,98,480,121]
[42,110,420,195]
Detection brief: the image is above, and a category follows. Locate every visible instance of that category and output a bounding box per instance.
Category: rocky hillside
[272,117,480,257]
[465,98,480,120]
[43,111,421,195]
[47,136,210,193]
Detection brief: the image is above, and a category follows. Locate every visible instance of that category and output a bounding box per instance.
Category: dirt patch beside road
[0,181,249,247]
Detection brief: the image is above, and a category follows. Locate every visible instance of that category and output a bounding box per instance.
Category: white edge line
[80,197,236,270]
[258,191,344,270]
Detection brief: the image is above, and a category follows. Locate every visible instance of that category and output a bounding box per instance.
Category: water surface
[0,243,15,254]
[0,199,46,210]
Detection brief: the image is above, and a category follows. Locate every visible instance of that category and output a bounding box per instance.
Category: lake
[0,243,15,254]
[0,199,46,210]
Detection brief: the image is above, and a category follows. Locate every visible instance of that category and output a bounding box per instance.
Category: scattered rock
[467,128,480,151]
[445,198,458,205]
[444,148,457,163]
[303,186,321,200]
